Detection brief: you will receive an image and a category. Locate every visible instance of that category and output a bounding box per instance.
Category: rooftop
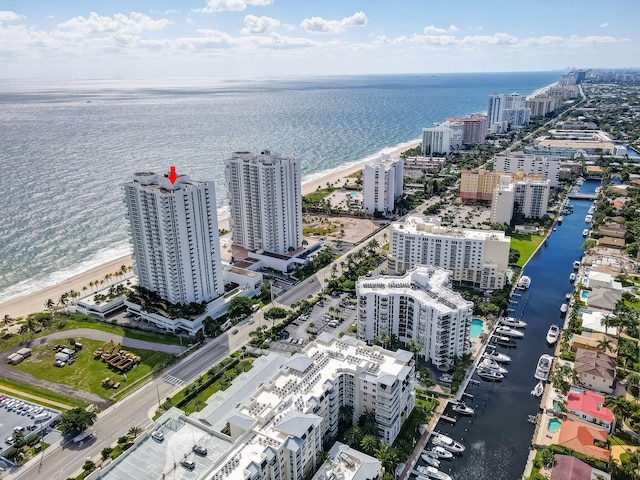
[392,215,509,242]
[566,389,614,423]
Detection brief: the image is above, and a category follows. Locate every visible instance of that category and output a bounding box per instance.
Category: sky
[0,0,638,79]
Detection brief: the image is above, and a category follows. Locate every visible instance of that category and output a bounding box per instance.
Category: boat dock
[440,415,457,424]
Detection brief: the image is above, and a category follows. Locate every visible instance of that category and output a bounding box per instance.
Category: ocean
[0,71,560,304]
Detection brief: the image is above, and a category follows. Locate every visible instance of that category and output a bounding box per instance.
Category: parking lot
[0,395,60,457]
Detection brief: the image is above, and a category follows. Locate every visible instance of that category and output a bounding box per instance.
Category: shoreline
[0,139,420,320]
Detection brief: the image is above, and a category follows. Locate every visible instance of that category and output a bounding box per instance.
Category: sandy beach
[0,140,420,320]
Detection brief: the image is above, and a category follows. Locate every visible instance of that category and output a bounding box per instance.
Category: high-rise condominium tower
[226,151,302,255]
[123,170,224,305]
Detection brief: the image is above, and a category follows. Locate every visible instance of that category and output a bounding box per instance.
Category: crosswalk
[162,374,184,386]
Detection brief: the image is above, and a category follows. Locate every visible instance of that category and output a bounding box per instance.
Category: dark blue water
[428,181,599,480]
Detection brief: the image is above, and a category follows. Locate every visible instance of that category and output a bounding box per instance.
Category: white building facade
[123,171,225,305]
[357,266,473,369]
[491,175,515,224]
[226,151,303,255]
[363,155,404,215]
[389,215,510,290]
[487,93,531,132]
[514,178,551,218]
[492,152,561,187]
[421,121,463,156]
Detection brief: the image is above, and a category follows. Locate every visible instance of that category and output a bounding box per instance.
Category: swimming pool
[548,418,562,433]
[470,318,483,339]
[581,290,589,300]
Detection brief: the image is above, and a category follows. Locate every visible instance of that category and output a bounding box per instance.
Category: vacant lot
[13,337,173,399]
[510,233,546,266]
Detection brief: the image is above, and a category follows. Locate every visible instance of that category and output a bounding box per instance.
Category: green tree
[57,407,97,436]
[540,448,555,467]
[228,296,255,319]
[346,425,363,446]
[360,434,378,455]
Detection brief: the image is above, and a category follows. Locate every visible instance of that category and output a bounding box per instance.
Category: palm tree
[3,315,13,327]
[360,434,378,455]
[374,444,399,474]
[127,426,142,438]
[339,405,354,426]
[596,337,615,355]
[345,425,363,446]
[45,298,55,311]
[408,339,423,362]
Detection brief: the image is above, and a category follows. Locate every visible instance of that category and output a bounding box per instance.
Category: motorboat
[557,216,563,224]
[451,402,475,416]
[530,380,544,397]
[573,260,581,270]
[477,369,504,381]
[565,292,572,300]
[496,326,525,338]
[517,275,531,289]
[546,324,560,345]
[484,348,511,363]
[492,335,515,347]
[479,358,508,375]
[582,228,589,237]
[428,446,454,460]
[421,453,441,468]
[416,466,452,480]
[569,273,576,282]
[534,354,554,381]
[588,206,595,215]
[560,303,568,313]
[585,214,593,223]
[500,317,527,328]
[431,433,465,454]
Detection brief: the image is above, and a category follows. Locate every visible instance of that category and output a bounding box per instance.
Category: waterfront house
[586,271,622,290]
[574,349,616,394]
[597,222,627,239]
[566,389,615,432]
[596,236,625,249]
[550,454,611,480]
[584,287,622,313]
[569,332,618,356]
[557,419,611,461]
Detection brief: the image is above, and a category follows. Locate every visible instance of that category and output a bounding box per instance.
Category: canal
[430,180,600,480]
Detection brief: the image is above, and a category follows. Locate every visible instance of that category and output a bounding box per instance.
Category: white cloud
[197,0,272,13]
[600,22,609,28]
[423,24,458,34]
[241,15,280,35]
[301,11,367,34]
[58,12,171,35]
[0,11,21,22]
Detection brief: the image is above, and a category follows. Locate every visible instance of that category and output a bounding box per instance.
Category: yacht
[500,316,527,328]
[492,335,515,347]
[530,380,544,397]
[565,292,572,300]
[557,215,563,224]
[477,369,504,381]
[582,228,590,237]
[585,214,593,223]
[560,303,568,313]
[479,358,508,375]
[546,324,560,345]
[451,402,475,416]
[496,326,525,338]
[573,260,581,270]
[420,453,441,468]
[569,272,576,282]
[431,433,465,453]
[588,205,596,215]
[416,466,452,480]
[428,446,454,460]
[484,348,511,363]
[534,354,554,381]
[517,275,531,289]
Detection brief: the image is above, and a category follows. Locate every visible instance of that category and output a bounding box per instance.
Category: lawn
[12,337,173,399]
[0,376,82,410]
[509,233,546,267]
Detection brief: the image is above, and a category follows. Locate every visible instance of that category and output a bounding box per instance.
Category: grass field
[0,377,81,410]
[12,337,173,399]
[510,233,546,267]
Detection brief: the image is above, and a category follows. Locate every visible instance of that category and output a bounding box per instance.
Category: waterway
[425,180,601,480]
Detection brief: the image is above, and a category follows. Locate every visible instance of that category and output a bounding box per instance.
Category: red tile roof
[566,390,614,423]
[557,419,610,461]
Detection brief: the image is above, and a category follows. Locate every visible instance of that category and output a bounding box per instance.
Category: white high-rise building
[123,171,225,305]
[363,155,404,215]
[487,93,531,132]
[514,178,551,218]
[493,152,561,187]
[357,266,473,369]
[389,215,511,290]
[421,121,463,156]
[226,151,302,255]
[491,175,516,224]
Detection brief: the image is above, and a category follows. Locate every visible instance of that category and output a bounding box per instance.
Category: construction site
[93,340,142,373]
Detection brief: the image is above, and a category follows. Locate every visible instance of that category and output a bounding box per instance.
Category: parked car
[181,459,196,470]
[151,431,164,442]
[194,445,208,456]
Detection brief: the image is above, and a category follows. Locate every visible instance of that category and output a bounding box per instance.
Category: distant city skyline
[0,0,637,79]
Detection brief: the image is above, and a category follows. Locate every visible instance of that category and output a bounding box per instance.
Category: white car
[151,431,164,442]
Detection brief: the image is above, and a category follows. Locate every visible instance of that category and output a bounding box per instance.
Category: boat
[492,335,515,347]
[496,326,525,338]
[573,260,581,270]
[565,292,572,300]
[557,215,563,224]
[479,358,508,375]
[569,272,576,282]
[500,317,527,328]
[530,380,544,397]
[582,229,589,237]
[477,369,504,381]
[560,303,568,313]
[553,227,557,232]
[438,374,453,384]
[416,466,452,480]
[428,446,454,460]
[534,354,554,381]
[546,324,560,345]
[484,348,511,363]
[527,414,539,424]
[585,214,593,223]
[431,433,465,454]
[588,206,595,215]
[517,275,531,289]
[451,402,475,416]
[420,453,441,468]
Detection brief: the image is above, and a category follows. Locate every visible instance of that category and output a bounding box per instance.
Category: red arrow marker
[168,166,178,185]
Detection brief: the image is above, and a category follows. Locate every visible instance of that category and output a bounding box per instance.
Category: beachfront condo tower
[356,266,473,369]
[363,154,404,215]
[226,150,302,256]
[123,171,225,305]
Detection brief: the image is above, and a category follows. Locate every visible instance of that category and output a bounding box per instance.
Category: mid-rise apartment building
[363,155,404,215]
[514,178,551,218]
[389,215,510,290]
[492,152,561,187]
[357,266,473,369]
[123,171,225,305]
[460,167,503,202]
[490,175,515,224]
[421,120,463,156]
[226,151,302,255]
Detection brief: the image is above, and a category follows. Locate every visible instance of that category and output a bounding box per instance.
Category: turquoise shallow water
[470,318,484,339]
[548,418,562,433]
